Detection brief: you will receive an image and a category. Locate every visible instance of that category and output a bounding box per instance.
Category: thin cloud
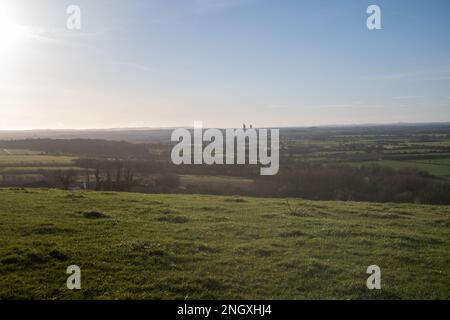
[13,21,112,46]
[393,95,424,100]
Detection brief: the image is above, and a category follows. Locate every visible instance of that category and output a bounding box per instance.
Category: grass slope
[0,188,449,300]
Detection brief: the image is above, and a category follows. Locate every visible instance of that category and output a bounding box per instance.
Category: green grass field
[350,159,450,178]
[0,167,83,173]
[0,153,80,184]
[0,149,41,156]
[0,188,448,300]
[0,154,77,166]
[0,174,44,183]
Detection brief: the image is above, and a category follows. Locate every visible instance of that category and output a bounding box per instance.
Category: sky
[0,0,449,130]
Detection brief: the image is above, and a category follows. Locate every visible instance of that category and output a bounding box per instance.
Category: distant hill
[1,123,450,143]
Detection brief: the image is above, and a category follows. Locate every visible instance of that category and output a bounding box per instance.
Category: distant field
[0,149,42,155]
[350,159,450,178]
[0,166,83,173]
[0,153,80,184]
[0,155,77,166]
[0,188,448,299]
[0,174,45,183]
[410,158,450,166]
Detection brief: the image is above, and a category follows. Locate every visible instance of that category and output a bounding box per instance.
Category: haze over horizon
[1,0,450,130]
[2,121,450,132]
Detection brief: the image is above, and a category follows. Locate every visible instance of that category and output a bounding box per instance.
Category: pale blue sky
[1,0,449,129]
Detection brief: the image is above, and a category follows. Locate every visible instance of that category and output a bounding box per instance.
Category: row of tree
[255,164,450,205]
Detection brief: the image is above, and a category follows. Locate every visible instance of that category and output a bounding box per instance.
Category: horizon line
[1,121,450,132]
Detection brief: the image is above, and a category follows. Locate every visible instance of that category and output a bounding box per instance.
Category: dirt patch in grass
[83,211,108,219]
[224,197,247,203]
[157,216,189,224]
[49,249,69,261]
[279,230,309,238]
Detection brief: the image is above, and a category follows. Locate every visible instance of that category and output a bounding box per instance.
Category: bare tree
[94,167,102,190]
[55,170,78,190]
[123,165,135,191]
[115,161,122,191]
[85,168,91,189]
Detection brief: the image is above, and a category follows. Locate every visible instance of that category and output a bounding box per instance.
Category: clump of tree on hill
[0,139,150,158]
[255,163,450,205]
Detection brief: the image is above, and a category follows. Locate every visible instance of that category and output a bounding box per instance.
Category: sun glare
[0,18,26,43]
[0,2,31,59]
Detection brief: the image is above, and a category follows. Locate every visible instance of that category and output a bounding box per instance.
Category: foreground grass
[0,188,449,300]
[179,175,254,190]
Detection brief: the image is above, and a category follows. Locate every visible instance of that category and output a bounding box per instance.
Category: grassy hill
[0,188,449,300]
